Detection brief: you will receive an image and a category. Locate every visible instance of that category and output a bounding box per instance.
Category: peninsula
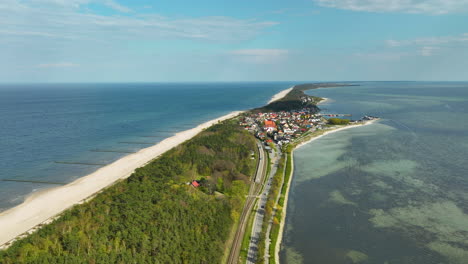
[0,83,377,264]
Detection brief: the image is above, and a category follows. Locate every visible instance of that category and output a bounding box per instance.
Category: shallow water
[0,82,293,211]
[281,82,468,264]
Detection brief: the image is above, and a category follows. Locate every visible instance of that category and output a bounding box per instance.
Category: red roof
[264,120,276,128]
[191,181,200,187]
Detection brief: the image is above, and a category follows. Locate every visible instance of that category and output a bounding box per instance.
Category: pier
[320,114,352,117]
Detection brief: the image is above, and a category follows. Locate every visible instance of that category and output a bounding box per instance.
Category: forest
[0,119,257,264]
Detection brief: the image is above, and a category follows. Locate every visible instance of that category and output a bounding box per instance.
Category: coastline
[0,86,294,249]
[317,97,330,105]
[295,119,378,150]
[0,111,243,248]
[268,87,293,104]
[273,119,378,263]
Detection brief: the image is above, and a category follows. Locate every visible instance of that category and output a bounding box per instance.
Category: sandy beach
[295,119,378,150]
[268,87,293,104]
[317,97,331,105]
[0,87,295,249]
[0,111,243,248]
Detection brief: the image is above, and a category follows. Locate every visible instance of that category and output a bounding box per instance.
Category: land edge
[0,86,291,249]
[0,83,365,255]
[268,87,293,104]
[0,111,244,248]
[273,119,379,263]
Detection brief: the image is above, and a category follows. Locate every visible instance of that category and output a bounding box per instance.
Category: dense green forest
[0,119,257,264]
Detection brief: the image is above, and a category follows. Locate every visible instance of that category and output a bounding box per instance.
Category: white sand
[0,111,243,248]
[268,87,293,104]
[317,97,331,105]
[295,119,377,150]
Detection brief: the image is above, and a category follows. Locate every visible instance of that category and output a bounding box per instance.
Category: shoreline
[274,119,378,263]
[268,87,293,104]
[317,97,330,105]
[0,111,243,248]
[295,119,378,150]
[0,86,294,249]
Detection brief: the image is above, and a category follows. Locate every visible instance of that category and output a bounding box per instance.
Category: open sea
[281,82,468,264]
[0,82,293,212]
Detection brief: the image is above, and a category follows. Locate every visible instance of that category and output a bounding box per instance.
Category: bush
[328,118,350,125]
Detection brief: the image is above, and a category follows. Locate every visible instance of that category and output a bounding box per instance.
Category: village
[239,105,378,148]
[239,108,323,147]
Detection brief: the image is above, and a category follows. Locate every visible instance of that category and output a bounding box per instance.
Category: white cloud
[314,0,468,14]
[0,1,277,43]
[419,46,439,56]
[26,0,131,12]
[387,34,468,47]
[386,33,468,56]
[230,49,289,64]
[354,52,407,60]
[101,0,132,13]
[230,49,289,56]
[37,62,79,68]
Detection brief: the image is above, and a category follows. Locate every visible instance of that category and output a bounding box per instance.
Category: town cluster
[239,108,326,146]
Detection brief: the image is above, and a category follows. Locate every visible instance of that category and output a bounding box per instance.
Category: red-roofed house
[264,120,277,133]
[191,180,200,187]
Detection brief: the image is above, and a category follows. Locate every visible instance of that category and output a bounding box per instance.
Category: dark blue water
[0,82,293,211]
[281,82,468,264]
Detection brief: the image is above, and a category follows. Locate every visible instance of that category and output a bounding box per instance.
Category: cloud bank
[386,33,468,56]
[315,0,468,14]
[230,49,289,64]
[0,0,278,43]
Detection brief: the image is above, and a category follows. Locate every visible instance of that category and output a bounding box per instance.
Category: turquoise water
[0,82,293,211]
[281,82,468,264]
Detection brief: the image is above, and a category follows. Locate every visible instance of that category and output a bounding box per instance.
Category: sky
[1,0,468,82]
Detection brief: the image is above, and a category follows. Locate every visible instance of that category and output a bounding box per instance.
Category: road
[264,152,286,263]
[246,147,280,264]
[226,141,267,264]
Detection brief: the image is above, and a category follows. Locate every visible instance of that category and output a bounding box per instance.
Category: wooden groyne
[54,161,107,166]
[1,179,66,185]
[90,149,137,154]
[118,142,156,145]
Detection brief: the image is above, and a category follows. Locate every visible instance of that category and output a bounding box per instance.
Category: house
[191,180,200,187]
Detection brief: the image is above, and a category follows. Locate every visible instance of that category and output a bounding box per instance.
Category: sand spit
[268,87,293,104]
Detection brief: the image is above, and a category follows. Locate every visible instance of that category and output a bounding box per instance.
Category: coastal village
[239,108,324,147]
[239,105,377,148]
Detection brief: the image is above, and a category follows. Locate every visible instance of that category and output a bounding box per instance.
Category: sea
[2,82,467,264]
[0,82,293,212]
[280,82,468,264]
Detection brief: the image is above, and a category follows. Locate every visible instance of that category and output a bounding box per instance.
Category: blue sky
[1,0,468,82]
